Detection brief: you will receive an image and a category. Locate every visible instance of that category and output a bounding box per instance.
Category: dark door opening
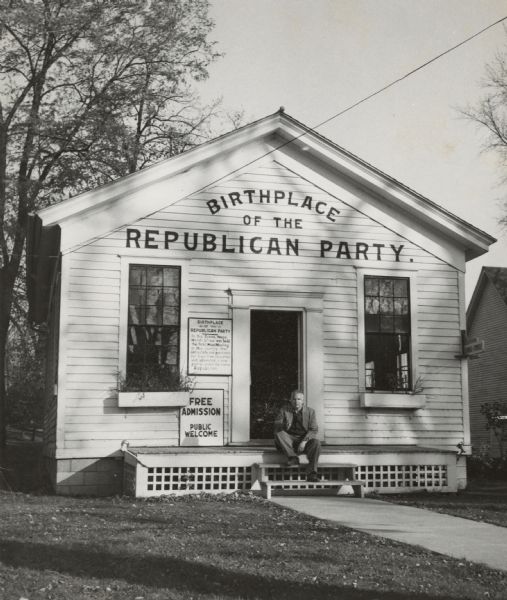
[250,310,301,439]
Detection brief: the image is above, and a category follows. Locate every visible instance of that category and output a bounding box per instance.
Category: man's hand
[298,440,307,453]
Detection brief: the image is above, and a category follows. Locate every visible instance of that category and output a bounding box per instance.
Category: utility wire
[52,13,507,256]
[312,14,507,132]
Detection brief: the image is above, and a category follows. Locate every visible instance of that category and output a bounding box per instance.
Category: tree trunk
[0,264,17,455]
[0,280,10,455]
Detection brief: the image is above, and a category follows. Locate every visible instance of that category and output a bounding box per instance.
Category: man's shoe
[307,472,320,482]
[287,457,300,467]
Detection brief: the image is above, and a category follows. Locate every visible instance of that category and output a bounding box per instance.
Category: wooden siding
[58,159,465,455]
[468,279,507,456]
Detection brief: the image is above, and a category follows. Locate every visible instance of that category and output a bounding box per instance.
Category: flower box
[360,392,426,409]
[118,391,189,408]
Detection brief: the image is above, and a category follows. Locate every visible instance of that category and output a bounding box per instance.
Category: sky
[197,0,507,302]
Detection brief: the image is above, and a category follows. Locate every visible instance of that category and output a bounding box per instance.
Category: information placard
[180,389,224,446]
[188,318,232,375]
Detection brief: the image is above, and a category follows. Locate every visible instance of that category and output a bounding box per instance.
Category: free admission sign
[180,389,224,446]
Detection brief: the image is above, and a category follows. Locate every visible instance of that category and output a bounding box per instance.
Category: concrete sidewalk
[271,496,507,572]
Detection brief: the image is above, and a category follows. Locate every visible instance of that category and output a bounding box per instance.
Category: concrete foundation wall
[52,456,123,496]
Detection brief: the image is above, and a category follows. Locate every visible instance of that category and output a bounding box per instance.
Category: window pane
[365,297,380,314]
[394,298,409,315]
[145,305,163,325]
[163,288,180,305]
[129,266,146,286]
[147,267,164,286]
[394,316,410,333]
[161,327,179,345]
[146,287,163,305]
[380,297,393,315]
[129,305,144,325]
[144,344,161,364]
[127,325,142,346]
[365,314,380,333]
[150,327,163,346]
[129,286,145,305]
[163,307,179,325]
[365,333,411,391]
[380,315,394,332]
[365,278,379,295]
[394,279,408,297]
[163,346,178,366]
[127,265,181,389]
[163,267,180,287]
[379,280,393,297]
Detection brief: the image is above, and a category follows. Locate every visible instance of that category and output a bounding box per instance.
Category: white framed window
[356,267,425,409]
[119,256,189,388]
[364,275,411,392]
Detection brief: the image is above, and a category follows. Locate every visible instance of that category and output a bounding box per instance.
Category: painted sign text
[126,228,405,261]
[188,318,232,375]
[180,389,224,446]
[206,189,340,224]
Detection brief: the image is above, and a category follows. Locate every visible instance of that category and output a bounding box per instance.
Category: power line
[60,14,507,255]
[313,15,507,131]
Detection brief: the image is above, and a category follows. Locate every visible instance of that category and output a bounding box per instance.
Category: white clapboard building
[27,110,495,496]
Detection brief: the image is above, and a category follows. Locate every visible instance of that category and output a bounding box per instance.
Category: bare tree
[0,0,221,451]
[461,36,507,228]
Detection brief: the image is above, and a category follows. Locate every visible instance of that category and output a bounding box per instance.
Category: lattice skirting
[124,459,452,497]
[145,465,252,495]
[357,464,448,490]
[257,464,447,492]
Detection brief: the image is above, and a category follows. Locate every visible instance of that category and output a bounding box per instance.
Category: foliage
[480,401,507,457]
[0,0,222,447]
[461,41,507,228]
[5,262,45,430]
[5,333,45,430]
[118,367,194,393]
[467,436,507,481]
[468,454,507,481]
[411,375,425,394]
[468,444,507,481]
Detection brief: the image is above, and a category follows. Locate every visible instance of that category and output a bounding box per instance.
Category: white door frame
[228,290,324,443]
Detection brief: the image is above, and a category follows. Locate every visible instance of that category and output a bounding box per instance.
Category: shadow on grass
[2,439,49,493]
[0,538,463,600]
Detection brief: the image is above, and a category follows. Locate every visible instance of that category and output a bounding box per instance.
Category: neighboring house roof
[467,266,507,328]
[27,109,497,322]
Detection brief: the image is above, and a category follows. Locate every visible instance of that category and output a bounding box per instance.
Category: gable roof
[484,267,507,303]
[467,266,507,328]
[27,109,496,322]
[33,109,495,255]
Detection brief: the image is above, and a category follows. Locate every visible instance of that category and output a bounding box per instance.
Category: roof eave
[273,115,496,259]
[33,109,496,262]
[36,111,284,227]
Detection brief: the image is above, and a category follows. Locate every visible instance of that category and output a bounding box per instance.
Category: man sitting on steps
[274,389,321,482]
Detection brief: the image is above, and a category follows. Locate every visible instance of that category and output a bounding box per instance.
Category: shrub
[468,446,507,481]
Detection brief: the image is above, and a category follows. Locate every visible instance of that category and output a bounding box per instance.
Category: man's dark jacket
[274,405,318,442]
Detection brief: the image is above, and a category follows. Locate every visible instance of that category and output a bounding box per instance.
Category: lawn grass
[383,481,507,528]
[1,490,507,600]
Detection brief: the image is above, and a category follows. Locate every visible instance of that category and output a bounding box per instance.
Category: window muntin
[127,264,181,388]
[364,276,411,392]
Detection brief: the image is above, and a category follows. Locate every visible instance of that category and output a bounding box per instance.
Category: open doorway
[250,310,302,440]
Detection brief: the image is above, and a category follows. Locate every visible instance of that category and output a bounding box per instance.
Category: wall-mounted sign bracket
[455,329,485,359]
